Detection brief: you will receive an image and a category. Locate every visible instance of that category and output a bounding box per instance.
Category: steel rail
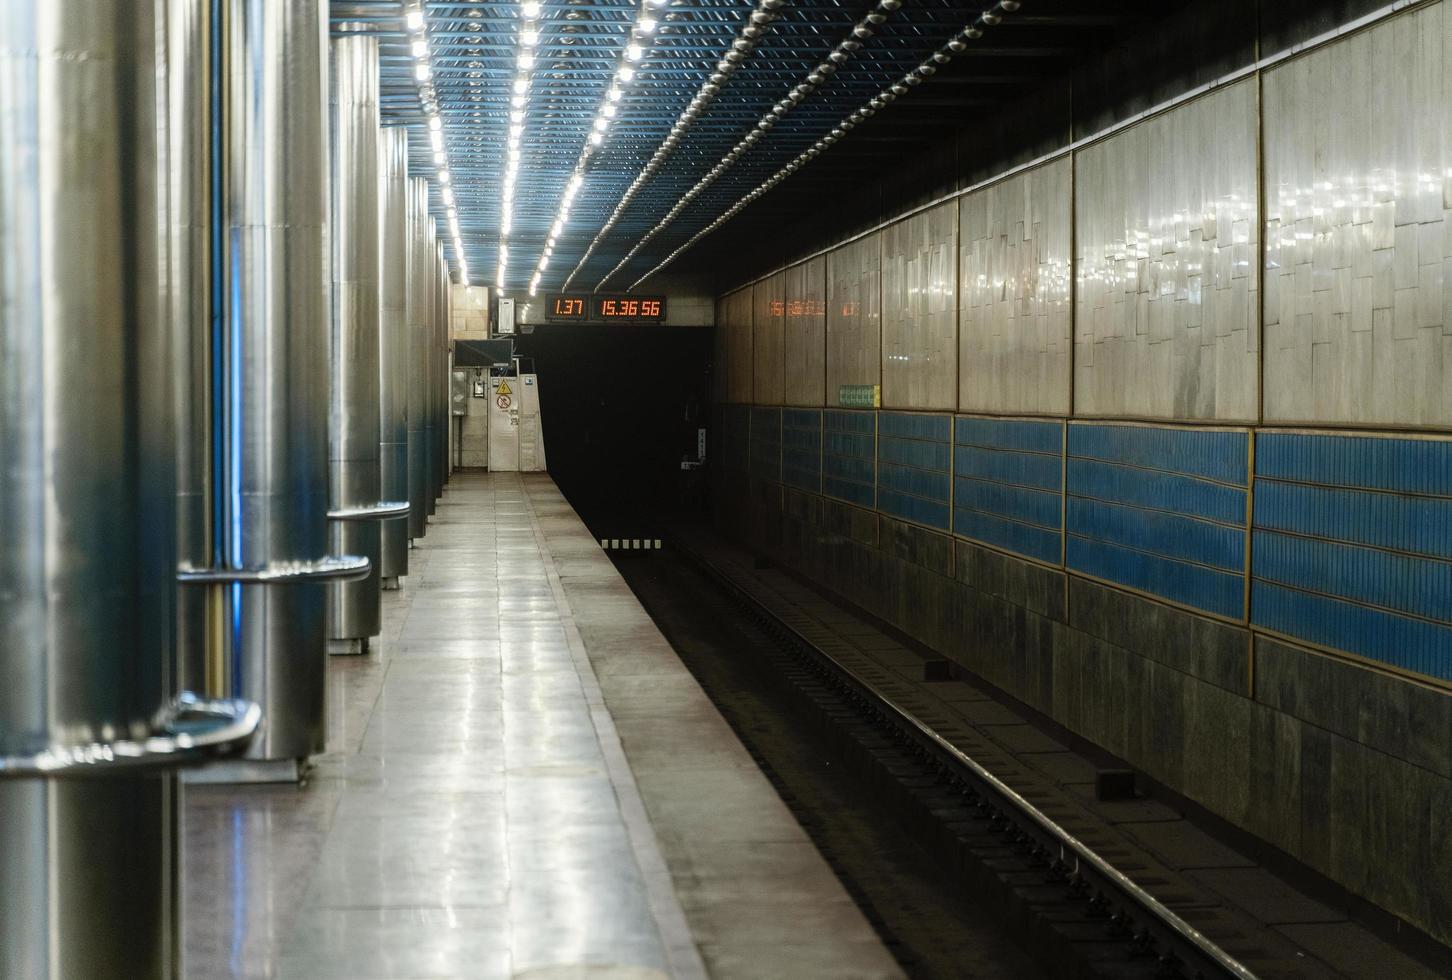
[689,546,1260,980]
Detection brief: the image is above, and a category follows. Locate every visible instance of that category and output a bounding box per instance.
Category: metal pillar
[379,125,411,586]
[325,33,386,651]
[425,216,440,516]
[438,247,451,494]
[0,4,258,977]
[407,177,429,539]
[183,0,366,777]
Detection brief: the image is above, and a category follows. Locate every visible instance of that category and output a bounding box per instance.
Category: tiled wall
[753,272,785,406]
[1074,79,1260,422]
[825,233,881,393]
[748,407,781,483]
[876,412,952,530]
[782,257,826,407]
[958,159,1072,416]
[882,202,957,409]
[1066,423,1249,620]
[708,4,1452,943]
[782,408,823,493]
[953,417,1063,566]
[1252,432,1452,681]
[1261,3,1452,427]
[712,4,1452,688]
[822,409,875,509]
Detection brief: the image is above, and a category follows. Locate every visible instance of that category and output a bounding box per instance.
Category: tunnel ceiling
[331,0,1170,295]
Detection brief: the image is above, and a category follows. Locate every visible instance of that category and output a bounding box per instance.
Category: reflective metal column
[204,0,362,771]
[326,33,383,649]
[378,125,411,586]
[425,216,441,516]
[437,247,451,495]
[172,0,217,701]
[407,177,430,539]
[0,4,257,976]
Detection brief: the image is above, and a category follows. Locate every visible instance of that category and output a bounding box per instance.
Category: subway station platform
[181,472,901,980]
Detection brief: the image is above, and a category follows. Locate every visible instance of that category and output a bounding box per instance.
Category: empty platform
[181,472,900,980]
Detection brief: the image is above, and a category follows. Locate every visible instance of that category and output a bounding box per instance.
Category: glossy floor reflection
[181,473,900,980]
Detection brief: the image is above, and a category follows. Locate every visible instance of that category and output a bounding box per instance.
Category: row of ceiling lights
[560,0,785,293]
[525,0,669,297]
[494,0,547,293]
[405,3,468,284]
[631,0,1022,288]
[594,0,908,291]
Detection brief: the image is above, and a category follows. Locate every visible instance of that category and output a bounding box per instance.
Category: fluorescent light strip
[560,0,784,292]
[528,0,666,296]
[497,0,543,295]
[591,0,911,291]
[406,2,469,284]
[630,1,1022,289]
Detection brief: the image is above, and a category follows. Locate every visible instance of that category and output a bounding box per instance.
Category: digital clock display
[592,294,666,323]
[546,294,587,320]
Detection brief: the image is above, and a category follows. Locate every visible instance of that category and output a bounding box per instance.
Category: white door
[487,376,520,471]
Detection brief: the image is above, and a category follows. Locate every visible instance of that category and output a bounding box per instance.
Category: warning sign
[497,394,512,410]
[495,380,512,396]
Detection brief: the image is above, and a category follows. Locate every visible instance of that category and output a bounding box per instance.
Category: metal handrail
[698,550,1260,980]
[0,693,262,778]
[176,554,370,585]
[327,500,411,521]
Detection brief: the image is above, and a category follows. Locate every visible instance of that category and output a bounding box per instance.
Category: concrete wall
[711,1,1452,946]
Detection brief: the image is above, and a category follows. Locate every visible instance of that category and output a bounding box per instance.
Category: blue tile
[825,454,875,486]
[955,447,1063,491]
[824,408,876,435]
[954,478,1062,529]
[1252,581,1452,681]
[1253,480,1452,561]
[1068,535,1245,619]
[1068,458,1246,527]
[783,408,821,432]
[824,476,874,509]
[879,463,951,502]
[1252,531,1452,626]
[783,462,821,493]
[878,411,952,443]
[1257,432,1452,496]
[879,489,950,530]
[824,431,874,460]
[879,435,951,473]
[1069,423,1248,486]
[954,509,1062,565]
[1067,498,1246,572]
[955,417,1063,456]
[750,408,781,482]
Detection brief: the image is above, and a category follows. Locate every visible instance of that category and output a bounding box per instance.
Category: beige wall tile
[882,201,958,409]
[959,157,1073,415]
[1263,3,1452,425]
[783,256,827,406]
[826,231,882,401]
[1075,79,1259,421]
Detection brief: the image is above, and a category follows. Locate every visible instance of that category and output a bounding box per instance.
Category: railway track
[660,536,1262,980]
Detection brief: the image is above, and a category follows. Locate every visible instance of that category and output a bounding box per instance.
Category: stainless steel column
[212,0,353,769]
[172,0,217,701]
[379,126,411,585]
[437,247,450,494]
[326,33,383,648]
[425,216,440,516]
[407,177,430,538]
[0,4,256,976]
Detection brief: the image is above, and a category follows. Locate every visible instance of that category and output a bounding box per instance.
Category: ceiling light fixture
[629,1,1022,289]
[529,0,668,290]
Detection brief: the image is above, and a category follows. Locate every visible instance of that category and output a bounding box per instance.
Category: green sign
[837,384,880,408]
